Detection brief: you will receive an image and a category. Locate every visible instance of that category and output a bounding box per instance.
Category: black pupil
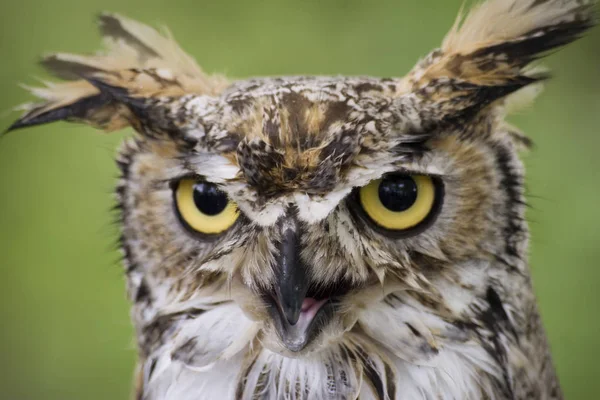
[378,176,418,212]
[192,182,228,216]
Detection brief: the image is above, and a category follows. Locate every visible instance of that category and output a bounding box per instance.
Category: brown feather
[402,0,596,89]
[10,13,229,132]
[393,0,596,133]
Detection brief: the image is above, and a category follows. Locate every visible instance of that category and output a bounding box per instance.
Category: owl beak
[268,227,334,352]
[274,228,308,326]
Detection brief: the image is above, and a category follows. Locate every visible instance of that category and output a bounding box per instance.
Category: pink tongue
[301,298,319,312]
[292,297,328,333]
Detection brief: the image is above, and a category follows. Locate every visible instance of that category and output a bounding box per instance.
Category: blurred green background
[0,0,598,399]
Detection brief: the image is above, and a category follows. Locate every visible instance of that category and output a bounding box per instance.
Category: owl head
[8,1,595,397]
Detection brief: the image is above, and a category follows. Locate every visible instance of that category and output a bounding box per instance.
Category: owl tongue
[301,297,327,317]
[294,298,328,331]
[272,295,329,352]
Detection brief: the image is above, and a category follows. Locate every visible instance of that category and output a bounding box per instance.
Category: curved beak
[266,227,331,352]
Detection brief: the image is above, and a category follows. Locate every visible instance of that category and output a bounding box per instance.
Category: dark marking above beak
[274,228,308,326]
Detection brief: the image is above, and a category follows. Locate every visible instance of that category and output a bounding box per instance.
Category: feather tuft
[9,13,229,133]
[413,0,596,87]
[396,0,596,135]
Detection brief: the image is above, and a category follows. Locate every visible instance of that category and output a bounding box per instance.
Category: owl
[7,0,596,399]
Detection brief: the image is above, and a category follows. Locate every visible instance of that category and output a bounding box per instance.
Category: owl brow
[385,167,444,179]
[154,172,235,192]
[154,151,237,187]
[390,133,434,157]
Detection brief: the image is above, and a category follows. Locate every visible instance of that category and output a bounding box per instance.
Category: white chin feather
[143,293,503,400]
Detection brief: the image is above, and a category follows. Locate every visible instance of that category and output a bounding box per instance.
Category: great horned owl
[7,0,596,399]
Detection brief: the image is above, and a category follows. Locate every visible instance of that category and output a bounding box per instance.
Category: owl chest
[139,301,508,400]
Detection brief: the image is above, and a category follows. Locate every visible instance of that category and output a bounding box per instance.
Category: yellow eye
[358,175,437,231]
[175,178,239,234]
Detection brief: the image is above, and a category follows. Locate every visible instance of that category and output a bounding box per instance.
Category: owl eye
[174,178,239,234]
[358,174,440,232]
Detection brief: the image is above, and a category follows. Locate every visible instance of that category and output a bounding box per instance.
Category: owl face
[118,76,524,356]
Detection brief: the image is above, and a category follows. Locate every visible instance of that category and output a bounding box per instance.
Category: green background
[0,1,598,399]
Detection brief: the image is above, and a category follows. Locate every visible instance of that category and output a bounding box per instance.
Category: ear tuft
[442,0,596,60]
[398,0,596,128]
[7,92,113,132]
[9,13,229,134]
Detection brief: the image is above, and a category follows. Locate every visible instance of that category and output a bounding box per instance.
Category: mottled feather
[10,13,228,131]
[6,1,597,399]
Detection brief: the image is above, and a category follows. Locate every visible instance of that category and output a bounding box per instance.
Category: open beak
[269,228,331,352]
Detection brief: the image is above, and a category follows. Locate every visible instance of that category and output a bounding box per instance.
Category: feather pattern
[397,0,597,128]
[409,0,596,87]
[10,13,228,131]
[6,0,597,399]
